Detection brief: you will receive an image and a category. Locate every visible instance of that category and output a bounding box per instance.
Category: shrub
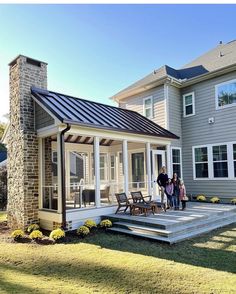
[100,219,112,228]
[84,219,97,229]
[27,224,40,233]
[49,228,65,241]
[196,195,206,202]
[210,197,220,203]
[11,229,24,241]
[29,230,43,240]
[231,198,236,205]
[77,225,90,237]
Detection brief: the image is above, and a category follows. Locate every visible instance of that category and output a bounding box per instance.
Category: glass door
[152,150,166,199]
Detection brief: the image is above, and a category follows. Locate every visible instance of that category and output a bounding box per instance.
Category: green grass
[0,221,236,293]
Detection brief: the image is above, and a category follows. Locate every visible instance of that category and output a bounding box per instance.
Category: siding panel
[35,103,54,129]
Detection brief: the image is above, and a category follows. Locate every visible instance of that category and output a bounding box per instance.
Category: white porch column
[166,144,172,177]
[94,136,101,207]
[38,138,43,210]
[146,142,152,196]
[57,133,62,213]
[123,140,129,195]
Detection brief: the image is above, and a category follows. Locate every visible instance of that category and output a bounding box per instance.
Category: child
[179,180,187,210]
[165,178,173,209]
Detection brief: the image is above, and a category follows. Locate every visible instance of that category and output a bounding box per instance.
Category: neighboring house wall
[35,103,54,129]
[181,71,236,198]
[119,85,166,129]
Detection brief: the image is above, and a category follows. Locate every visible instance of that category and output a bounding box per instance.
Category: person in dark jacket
[157,166,168,205]
[172,172,180,210]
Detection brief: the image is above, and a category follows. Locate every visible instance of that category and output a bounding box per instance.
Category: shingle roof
[112,40,236,99]
[31,87,178,140]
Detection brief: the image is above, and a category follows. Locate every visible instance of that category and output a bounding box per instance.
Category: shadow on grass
[79,224,236,274]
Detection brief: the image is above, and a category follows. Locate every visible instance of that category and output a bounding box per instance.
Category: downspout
[60,123,71,229]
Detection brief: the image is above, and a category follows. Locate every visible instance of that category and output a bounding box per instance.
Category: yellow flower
[210,197,220,203]
[27,224,40,233]
[100,219,112,228]
[49,228,65,241]
[196,195,206,202]
[231,198,236,204]
[84,219,97,229]
[77,225,90,236]
[29,230,43,240]
[11,229,24,240]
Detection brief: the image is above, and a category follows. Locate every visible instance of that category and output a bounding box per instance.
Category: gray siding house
[111,40,236,199]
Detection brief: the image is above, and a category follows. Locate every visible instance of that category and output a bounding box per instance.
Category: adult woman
[172,172,180,210]
[157,166,168,205]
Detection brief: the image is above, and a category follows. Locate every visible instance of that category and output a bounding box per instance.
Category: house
[111,40,236,201]
[6,55,178,230]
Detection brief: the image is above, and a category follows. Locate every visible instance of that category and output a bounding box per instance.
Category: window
[131,152,145,188]
[183,92,195,117]
[194,147,208,178]
[91,154,107,181]
[52,151,58,177]
[234,144,236,178]
[110,154,116,181]
[172,148,181,178]
[216,80,236,109]
[212,145,228,178]
[143,96,153,118]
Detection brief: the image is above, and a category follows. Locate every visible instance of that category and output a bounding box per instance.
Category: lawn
[0,213,236,294]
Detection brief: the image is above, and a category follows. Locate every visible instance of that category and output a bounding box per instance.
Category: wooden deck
[104,202,236,244]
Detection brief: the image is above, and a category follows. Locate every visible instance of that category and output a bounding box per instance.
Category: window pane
[195,147,208,162]
[185,95,192,105]
[110,155,115,167]
[100,169,105,180]
[173,164,181,178]
[172,149,180,164]
[185,105,193,115]
[196,163,208,178]
[213,162,228,178]
[111,168,115,180]
[213,145,227,161]
[131,153,144,188]
[218,82,236,107]
[100,156,105,168]
[145,98,152,107]
[234,161,236,178]
[145,108,151,118]
[233,144,236,160]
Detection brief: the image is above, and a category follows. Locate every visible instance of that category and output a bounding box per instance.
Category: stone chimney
[7,55,47,229]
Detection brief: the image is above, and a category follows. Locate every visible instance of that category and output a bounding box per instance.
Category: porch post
[38,138,43,210]
[123,140,129,195]
[94,136,101,207]
[146,142,152,196]
[57,133,62,214]
[166,144,172,177]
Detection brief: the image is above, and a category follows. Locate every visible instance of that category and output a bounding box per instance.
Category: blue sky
[0,4,236,121]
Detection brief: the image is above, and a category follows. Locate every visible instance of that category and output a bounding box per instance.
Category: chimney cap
[8,54,48,67]
[219,40,223,45]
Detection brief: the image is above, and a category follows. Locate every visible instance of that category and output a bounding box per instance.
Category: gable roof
[31,87,178,140]
[112,40,236,100]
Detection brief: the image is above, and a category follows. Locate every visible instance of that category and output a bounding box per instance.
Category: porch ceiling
[51,134,114,146]
[31,87,179,140]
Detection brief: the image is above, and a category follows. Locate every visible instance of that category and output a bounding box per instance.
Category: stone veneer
[7,55,47,229]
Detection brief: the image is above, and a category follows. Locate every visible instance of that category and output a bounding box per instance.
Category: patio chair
[115,192,132,214]
[130,191,156,216]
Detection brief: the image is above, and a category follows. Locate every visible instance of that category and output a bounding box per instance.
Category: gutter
[60,123,71,229]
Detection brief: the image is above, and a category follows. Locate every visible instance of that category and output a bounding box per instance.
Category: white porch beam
[94,136,101,207]
[166,144,172,177]
[123,140,129,195]
[57,133,62,213]
[146,142,152,196]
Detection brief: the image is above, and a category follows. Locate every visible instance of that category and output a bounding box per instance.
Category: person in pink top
[179,180,187,210]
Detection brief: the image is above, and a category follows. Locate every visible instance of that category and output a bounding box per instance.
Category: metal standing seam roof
[31,87,179,140]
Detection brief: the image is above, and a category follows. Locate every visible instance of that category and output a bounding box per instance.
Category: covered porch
[32,87,178,230]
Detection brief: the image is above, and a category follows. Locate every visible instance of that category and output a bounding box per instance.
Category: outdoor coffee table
[131,202,156,216]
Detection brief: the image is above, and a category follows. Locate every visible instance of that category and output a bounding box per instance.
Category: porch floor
[104,202,236,244]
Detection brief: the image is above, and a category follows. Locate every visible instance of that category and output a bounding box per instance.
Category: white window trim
[183,92,195,117]
[215,79,236,110]
[170,147,183,179]
[192,142,236,181]
[143,96,153,119]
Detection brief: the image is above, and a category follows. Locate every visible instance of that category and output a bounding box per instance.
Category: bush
[0,165,7,210]
[29,230,43,240]
[27,224,40,233]
[210,197,220,203]
[196,195,206,202]
[77,225,90,237]
[100,219,112,228]
[231,198,236,205]
[11,229,24,241]
[49,228,65,241]
[84,219,97,229]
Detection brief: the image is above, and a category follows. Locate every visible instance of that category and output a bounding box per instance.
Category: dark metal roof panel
[31,87,179,140]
